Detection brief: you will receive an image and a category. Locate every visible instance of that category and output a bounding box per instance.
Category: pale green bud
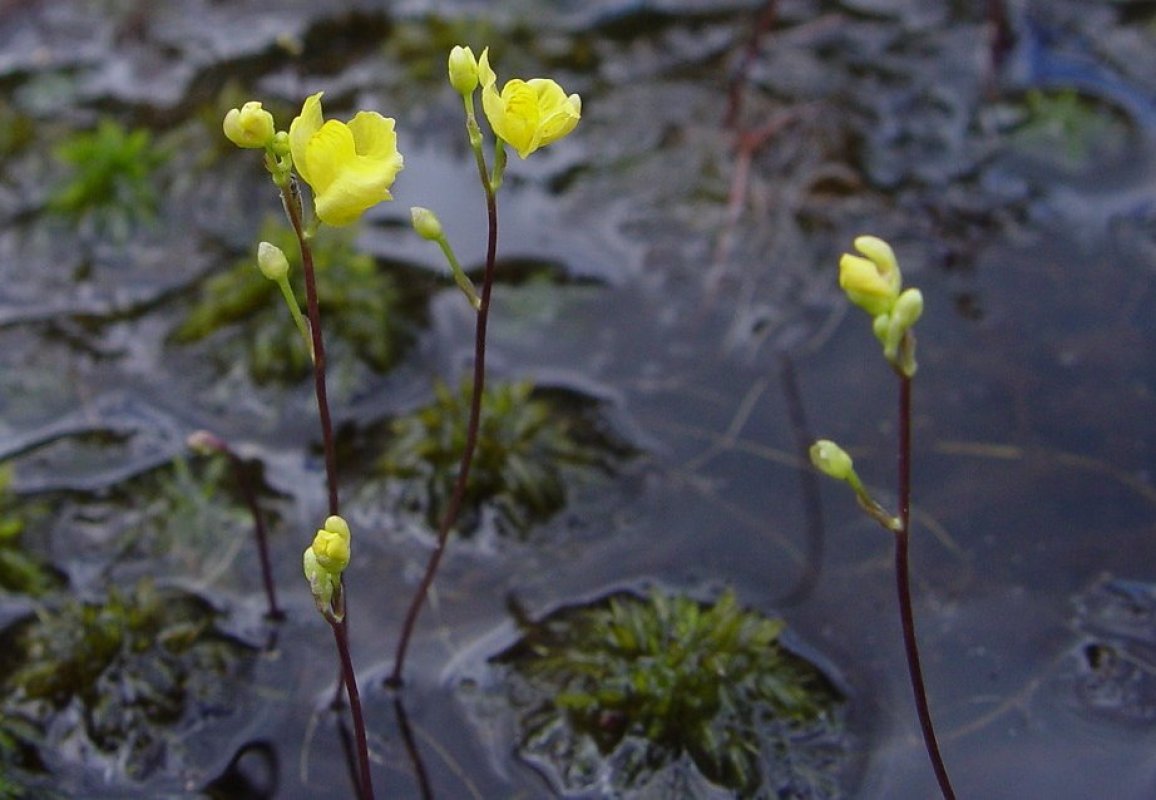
[270,130,291,158]
[303,547,334,610]
[257,241,290,281]
[410,206,444,241]
[223,101,276,149]
[877,288,923,371]
[891,288,923,330]
[810,439,855,481]
[448,45,479,96]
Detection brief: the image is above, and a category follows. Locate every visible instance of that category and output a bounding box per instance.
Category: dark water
[2,0,1156,797]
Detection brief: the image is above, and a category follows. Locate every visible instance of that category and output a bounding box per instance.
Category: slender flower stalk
[388,45,580,687]
[329,611,373,800]
[304,515,373,800]
[812,237,955,799]
[895,370,955,800]
[225,91,402,799]
[388,130,499,688]
[279,182,339,517]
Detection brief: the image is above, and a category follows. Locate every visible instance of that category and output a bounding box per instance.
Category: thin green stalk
[388,138,499,688]
[895,371,956,800]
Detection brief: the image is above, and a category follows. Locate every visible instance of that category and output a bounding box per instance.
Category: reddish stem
[388,148,499,688]
[895,372,956,800]
[329,610,374,800]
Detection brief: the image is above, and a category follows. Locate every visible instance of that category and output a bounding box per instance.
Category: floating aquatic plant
[0,582,256,781]
[488,589,850,797]
[172,218,423,383]
[378,380,628,537]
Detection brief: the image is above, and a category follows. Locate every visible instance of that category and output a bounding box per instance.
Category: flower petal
[303,119,357,196]
[289,92,325,185]
[347,111,403,171]
[477,47,496,89]
[314,169,395,226]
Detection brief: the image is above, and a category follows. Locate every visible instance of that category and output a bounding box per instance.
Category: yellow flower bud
[478,49,581,159]
[448,45,479,96]
[223,101,276,149]
[257,241,290,281]
[410,206,444,241]
[310,514,351,574]
[289,93,404,226]
[838,235,901,317]
[810,439,855,482]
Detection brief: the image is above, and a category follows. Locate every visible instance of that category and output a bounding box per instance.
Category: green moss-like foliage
[491,590,850,797]
[1012,89,1129,170]
[0,465,63,597]
[378,380,629,536]
[0,582,255,781]
[49,118,168,231]
[172,218,423,383]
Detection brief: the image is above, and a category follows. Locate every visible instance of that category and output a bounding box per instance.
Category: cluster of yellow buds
[838,235,923,377]
[302,515,352,619]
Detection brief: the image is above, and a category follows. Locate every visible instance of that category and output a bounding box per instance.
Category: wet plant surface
[1,0,1156,797]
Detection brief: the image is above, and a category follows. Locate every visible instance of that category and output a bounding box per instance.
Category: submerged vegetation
[0,465,62,597]
[490,589,850,797]
[173,218,425,383]
[0,582,255,783]
[378,380,630,536]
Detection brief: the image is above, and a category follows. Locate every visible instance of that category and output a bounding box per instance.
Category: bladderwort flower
[289,93,404,227]
[477,49,581,159]
[223,101,276,149]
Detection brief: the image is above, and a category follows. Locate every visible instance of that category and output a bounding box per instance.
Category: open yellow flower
[289,92,403,226]
[478,49,581,159]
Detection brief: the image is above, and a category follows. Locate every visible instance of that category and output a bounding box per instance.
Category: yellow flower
[223,101,276,149]
[838,235,901,317]
[478,49,581,159]
[289,92,404,226]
